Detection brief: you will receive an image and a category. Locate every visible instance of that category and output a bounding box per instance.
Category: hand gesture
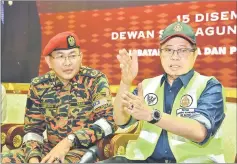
[121,83,152,121]
[117,49,138,85]
[40,138,72,163]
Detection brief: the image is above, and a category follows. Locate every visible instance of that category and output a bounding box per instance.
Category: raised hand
[117,49,138,85]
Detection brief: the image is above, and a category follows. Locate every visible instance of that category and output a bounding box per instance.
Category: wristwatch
[67,134,76,146]
[148,109,162,124]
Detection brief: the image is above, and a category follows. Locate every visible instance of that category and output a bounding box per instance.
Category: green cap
[160,21,196,44]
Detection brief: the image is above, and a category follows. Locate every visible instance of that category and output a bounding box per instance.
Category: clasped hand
[121,83,152,122]
[40,138,72,163]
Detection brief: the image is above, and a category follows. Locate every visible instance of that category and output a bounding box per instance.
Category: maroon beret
[42,31,80,56]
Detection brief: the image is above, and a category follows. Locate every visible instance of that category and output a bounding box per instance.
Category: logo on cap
[67,35,76,47]
[173,23,183,32]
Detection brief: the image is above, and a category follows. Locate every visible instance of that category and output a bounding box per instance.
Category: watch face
[149,110,161,124]
[153,110,160,120]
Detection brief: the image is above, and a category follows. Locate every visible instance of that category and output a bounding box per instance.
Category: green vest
[124,72,226,163]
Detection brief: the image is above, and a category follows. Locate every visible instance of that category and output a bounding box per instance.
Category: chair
[1,83,141,160]
[1,122,140,161]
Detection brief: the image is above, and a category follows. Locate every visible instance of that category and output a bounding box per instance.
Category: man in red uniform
[2,31,116,163]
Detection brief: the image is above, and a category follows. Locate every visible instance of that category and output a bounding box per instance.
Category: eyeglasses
[160,48,196,58]
[50,54,81,62]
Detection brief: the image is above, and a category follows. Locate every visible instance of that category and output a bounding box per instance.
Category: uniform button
[169,90,172,92]
[165,150,168,154]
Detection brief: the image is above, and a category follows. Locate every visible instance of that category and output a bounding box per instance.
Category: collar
[160,69,194,88]
[49,71,64,88]
[49,70,80,88]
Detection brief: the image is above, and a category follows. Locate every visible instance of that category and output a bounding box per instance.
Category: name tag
[176,108,195,117]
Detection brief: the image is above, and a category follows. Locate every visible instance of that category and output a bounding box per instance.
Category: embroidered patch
[180,94,193,108]
[144,93,158,106]
[173,23,183,32]
[92,99,108,109]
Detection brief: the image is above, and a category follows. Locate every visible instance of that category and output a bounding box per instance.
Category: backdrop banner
[38,1,236,88]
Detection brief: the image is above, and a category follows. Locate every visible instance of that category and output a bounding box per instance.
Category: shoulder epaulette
[31,72,52,86]
[79,66,102,78]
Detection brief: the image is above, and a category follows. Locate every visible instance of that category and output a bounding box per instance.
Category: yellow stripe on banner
[2,83,30,91]
[225,87,237,98]
[2,83,236,98]
[110,85,137,93]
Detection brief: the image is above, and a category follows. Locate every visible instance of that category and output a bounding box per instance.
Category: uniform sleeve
[74,74,117,147]
[23,84,46,162]
[189,78,225,145]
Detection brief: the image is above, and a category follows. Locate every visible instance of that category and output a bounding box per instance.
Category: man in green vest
[100,21,226,163]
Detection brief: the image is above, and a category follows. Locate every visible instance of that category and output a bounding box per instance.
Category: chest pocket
[41,103,59,121]
[69,100,92,119]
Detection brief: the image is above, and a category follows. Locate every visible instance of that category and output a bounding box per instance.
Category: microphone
[79,145,98,163]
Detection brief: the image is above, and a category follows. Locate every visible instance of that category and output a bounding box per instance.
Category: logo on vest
[180,94,193,108]
[144,93,158,106]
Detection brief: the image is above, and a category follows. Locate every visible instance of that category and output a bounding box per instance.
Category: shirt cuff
[74,129,93,148]
[24,141,43,162]
[26,153,42,163]
[189,113,214,145]
[118,116,137,129]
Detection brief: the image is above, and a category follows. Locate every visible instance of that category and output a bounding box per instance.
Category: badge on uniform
[90,70,98,76]
[180,94,193,108]
[144,93,158,106]
[177,94,196,117]
[67,35,76,48]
